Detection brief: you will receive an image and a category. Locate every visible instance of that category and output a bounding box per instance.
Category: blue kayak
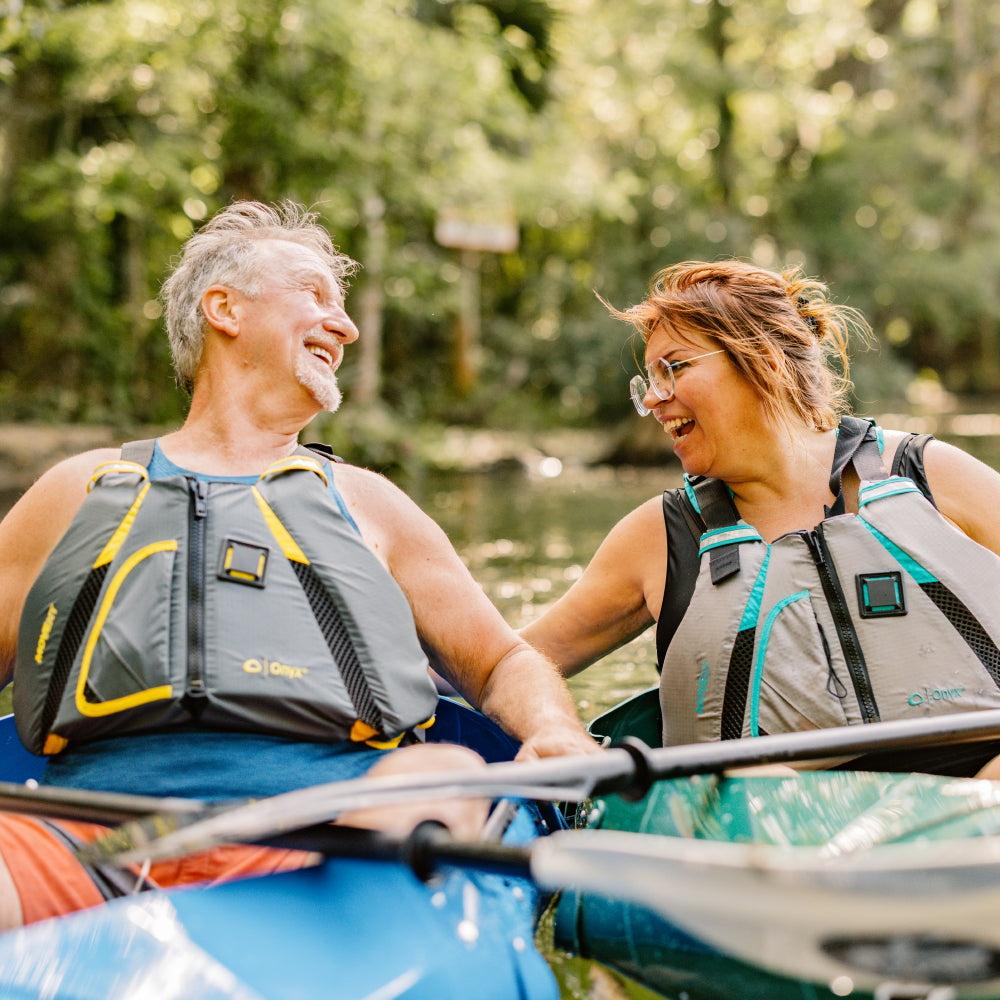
[0,699,562,1000]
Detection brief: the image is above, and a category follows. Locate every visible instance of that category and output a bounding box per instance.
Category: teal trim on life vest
[698,525,763,557]
[859,519,937,584]
[750,589,810,737]
[739,548,771,632]
[858,477,922,506]
[683,475,700,515]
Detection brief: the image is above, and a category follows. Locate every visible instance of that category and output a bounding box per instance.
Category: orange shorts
[0,813,316,926]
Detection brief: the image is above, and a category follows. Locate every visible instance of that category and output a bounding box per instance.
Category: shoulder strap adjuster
[692,478,744,584]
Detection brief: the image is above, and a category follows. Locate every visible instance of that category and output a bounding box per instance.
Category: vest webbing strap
[826,416,879,513]
[39,565,110,742]
[921,581,1000,689]
[291,561,385,733]
[720,627,756,740]
[692,478,743,585]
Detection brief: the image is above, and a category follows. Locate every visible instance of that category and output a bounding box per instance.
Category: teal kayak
[554,687,1000,1000]
[0,699,561,1000]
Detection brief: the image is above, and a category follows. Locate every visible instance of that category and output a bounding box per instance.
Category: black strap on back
[657,488,705,670]
[826,416,883,514]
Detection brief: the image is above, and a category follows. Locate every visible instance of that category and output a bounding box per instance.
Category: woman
[522,259,1000,776]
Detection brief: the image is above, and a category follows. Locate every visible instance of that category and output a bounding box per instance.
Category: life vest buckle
[218,538,270,588]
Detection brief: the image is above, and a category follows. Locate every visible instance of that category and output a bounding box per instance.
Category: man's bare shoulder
[329,462,451,557]
[2,447,122,533]
[329,462,412,508]
[32,447,124,493]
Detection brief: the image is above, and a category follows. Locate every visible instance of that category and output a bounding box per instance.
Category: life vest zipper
[184,478,208,715]
[805,526,879,722]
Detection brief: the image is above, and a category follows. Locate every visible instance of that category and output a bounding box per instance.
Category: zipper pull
[190,478,208,518]
[826,663,848,700]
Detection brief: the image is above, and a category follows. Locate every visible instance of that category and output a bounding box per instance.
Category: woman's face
[641,323,771,481]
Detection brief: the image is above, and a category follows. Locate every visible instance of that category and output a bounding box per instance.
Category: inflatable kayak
[0,698,562,1000]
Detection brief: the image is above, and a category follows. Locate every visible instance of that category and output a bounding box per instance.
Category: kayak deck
[554,687,1000,1000]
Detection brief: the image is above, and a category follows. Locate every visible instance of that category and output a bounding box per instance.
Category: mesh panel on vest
[291,561,384,730]
[921,581,1000,688]
[41,564,109,735]
[721,627,756,741]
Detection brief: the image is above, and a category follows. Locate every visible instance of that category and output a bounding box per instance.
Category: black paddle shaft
[594,707,1000,799]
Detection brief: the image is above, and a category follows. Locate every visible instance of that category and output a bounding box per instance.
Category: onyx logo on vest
[908,685,967,707]
[242,658,310,681]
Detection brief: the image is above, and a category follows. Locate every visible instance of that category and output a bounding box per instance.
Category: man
[0,200,596,929]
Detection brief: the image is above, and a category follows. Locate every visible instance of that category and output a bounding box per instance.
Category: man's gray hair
[160,201,359,393]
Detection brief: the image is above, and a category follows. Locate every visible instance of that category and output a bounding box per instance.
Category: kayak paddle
[81,705,1000,865]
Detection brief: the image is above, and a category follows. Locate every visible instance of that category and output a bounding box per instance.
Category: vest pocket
[72,540,178,717]
[753,592,853,734]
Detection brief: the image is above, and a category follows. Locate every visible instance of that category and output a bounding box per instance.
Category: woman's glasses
[629,350,724,416]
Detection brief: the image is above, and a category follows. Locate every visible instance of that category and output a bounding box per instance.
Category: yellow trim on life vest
[364,731,407,750]
[93,481,152,569]
[42,733,69,755]
[260,456,329,487]
[416,715,436,730]
[34,603,58,664]
[87,460,150,493]
[75,540,177,717]
[252,487,310,564]
[350,719,379,743]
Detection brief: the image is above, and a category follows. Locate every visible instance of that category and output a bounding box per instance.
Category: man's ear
[201,285,241,338]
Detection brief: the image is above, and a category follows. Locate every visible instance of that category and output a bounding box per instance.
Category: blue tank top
[41,444,388,800]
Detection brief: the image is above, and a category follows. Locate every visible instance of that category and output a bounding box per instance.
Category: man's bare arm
[337,466,598,759]
[0,449,117,685]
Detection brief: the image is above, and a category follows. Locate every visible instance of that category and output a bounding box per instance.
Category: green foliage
[3,0,1000,435]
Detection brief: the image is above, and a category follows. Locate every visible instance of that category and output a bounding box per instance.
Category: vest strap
[692,478,744,584]
[827,416,885,513]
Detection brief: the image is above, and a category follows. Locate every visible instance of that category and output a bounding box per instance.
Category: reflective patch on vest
[857,477,922,506]
[218,538,270,588]
[856,571,907,619]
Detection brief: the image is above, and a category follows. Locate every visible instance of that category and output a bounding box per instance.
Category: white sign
[434,208,519,253]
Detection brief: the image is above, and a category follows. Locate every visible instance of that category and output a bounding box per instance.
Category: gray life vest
[659,417,1000,746]
[14,444,439,756]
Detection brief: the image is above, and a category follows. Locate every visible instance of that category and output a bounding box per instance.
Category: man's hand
[514,726,603,762]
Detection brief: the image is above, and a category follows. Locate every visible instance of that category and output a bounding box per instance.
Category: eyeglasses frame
[629,349,725,416]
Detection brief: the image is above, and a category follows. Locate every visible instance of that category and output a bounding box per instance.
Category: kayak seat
[587,687,663,748]
[0,711,46,783]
